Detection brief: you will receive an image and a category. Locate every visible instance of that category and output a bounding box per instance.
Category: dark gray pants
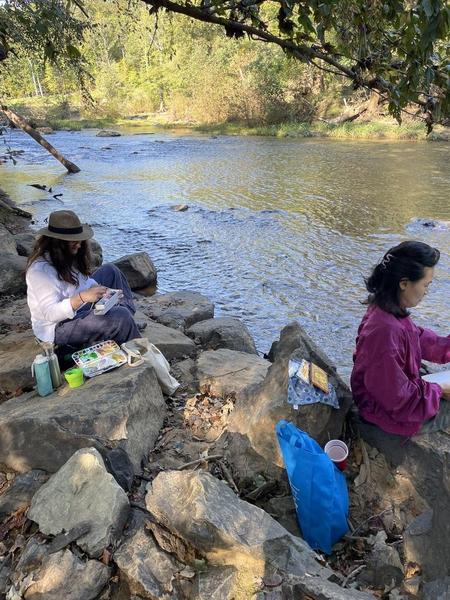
[418,400,450,434]
[55,263,141,356]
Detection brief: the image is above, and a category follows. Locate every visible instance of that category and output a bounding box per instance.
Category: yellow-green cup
[64,367,84,388]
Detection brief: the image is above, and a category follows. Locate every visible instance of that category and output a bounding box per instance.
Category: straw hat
[36,210,94,241]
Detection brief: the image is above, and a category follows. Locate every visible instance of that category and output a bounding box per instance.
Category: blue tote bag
[276,420,349,554]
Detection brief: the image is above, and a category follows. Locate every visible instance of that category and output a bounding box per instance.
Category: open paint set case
[72,340,127,377]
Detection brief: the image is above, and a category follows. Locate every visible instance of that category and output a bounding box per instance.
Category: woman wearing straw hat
[26,210,141,358]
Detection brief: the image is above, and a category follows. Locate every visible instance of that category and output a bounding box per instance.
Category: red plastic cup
[324,440,349,471]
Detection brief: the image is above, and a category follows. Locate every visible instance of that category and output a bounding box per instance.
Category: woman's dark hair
[365,240,440,317]
[27,236,93,285]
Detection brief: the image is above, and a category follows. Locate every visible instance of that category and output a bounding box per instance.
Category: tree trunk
[0,105,80,173]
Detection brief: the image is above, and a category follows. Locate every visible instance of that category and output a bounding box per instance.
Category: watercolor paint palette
[72,340,127,378]
[94,289,120,315]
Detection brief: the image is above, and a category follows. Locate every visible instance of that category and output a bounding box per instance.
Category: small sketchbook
[295,359,329,393]
[311,363,329,394]
[422,370,450,386]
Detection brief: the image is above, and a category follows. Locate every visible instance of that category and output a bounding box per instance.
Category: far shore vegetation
[2,3,448,143]
[5,95,444,142]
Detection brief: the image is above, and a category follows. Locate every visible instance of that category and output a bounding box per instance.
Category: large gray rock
[0,330,38,396]
[0,223,17,255]
[0,254,27,296]
[146,471,373,599]
[114,252,157,290]
[141,291,214,331]
[115,511,183,598]
[146,470,322,577]
[0,363,165,473]
[187,317,257,354]
[14,232,35,257]
[28,448,129,557]
[226,322,353,480]
[11,543,110,600]
[357,421,450,580]
[197,349,270,397]
[0,470,48,519]
[139,317,197,360]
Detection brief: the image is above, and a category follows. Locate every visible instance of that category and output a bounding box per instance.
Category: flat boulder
[197,349,270,397]
[187,317,257,354]
[0,330,38,396]
[142,291,214,331]
[226,322,353,480]
[0,363,165,473]
[114,252,157,290]
[139,317,197,360]
[96,130,121,137]
[115,510,183,598]
[0,254,27,296]
[28,448,129,557]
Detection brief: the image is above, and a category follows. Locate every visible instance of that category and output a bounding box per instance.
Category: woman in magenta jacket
[351,241,450,437]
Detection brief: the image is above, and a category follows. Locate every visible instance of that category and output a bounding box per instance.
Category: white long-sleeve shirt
[26,258,97,342]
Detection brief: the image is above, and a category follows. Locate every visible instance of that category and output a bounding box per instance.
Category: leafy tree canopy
[140,0,449,128]
[1,0,449,128]
[0,1,87,64]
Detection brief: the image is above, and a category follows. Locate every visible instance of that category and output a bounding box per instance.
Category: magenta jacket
[351,305,450,437]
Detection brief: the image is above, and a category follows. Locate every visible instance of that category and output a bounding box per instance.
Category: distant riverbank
[5,96,449,141]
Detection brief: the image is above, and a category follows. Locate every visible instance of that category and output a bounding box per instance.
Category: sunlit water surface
[2,128,449,379]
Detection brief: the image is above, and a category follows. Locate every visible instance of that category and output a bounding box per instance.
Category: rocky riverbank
[0,197,449,599]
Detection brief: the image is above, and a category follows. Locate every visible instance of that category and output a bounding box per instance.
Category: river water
[1,128,449,379]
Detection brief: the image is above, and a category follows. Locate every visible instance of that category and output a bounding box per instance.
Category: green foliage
[142,0,450,125]
[1,0,448,127]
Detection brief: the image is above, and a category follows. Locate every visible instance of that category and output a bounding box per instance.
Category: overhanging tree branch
[141,0,433,112]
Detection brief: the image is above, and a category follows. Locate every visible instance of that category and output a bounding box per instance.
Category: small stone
[358,531,403,590]
[263,573,284,588]
[404,576,421,596]
[179,567,196,579]
[96,130,121,137]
